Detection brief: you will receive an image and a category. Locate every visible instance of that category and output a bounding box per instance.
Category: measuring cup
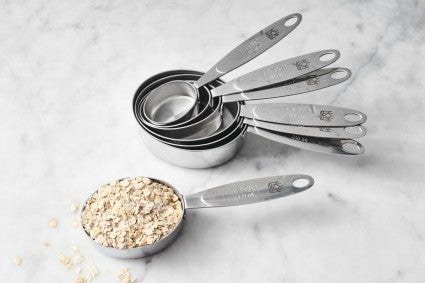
[82,174,314,258]
[139,67,356,139]
[143,13,302,126]
[210,49,341,97]
[139,73,223,130]
[134,71,366,143]
[141,49,341,132]
[221,67,351,103]
[134,71,366,168]
[141,104,366,155]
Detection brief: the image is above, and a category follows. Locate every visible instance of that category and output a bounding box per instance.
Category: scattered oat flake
[117,268,136,283]
[71,219,79,228]
[42,241,49,246]
[59,254,73,270]
[71,201,79,213]
[14,256,22,265]
[89,266,98,277]
[75,275,85,283]
[49,218,58,228]
[72,246,79,252]
[72,254,84,264]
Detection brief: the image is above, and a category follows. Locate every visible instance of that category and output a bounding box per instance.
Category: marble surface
[1,0,425,282]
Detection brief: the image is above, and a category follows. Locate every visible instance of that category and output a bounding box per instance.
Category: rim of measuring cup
[133,70,244,149]
[136,75,219,129]
[138,92,222,140]
[133,71,214,129]
[141,99,243,148]
[134,71,243,147]
[80,177,187,259]
[135,73,226,140]
[134,71,247,150]
[142,80,199,126]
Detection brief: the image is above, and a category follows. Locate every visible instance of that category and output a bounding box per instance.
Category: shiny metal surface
[222,67,351,103]
[138,125,245,168]
[133,71,363,168]
[195,13,302,88]
[83,174,314,258]
[139,88,224,139]
[211,49,341,97]
[136,72,366,143]
[135,73,219,129]
[240,103,367,127]
[140,77,367,140]
[133,70,366,168]
[143,13,302,126]
[247,127,365,155]
[184,174,314,208]
[244,119,367,139]
[142,80,198,125]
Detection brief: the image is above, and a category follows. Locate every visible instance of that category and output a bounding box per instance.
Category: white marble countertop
[1,0,425,282]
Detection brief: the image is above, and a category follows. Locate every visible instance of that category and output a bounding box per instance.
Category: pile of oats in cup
[81,177,183,249]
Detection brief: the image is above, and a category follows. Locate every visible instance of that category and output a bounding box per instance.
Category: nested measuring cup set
[80,13,367,260]
[132,13,367,168]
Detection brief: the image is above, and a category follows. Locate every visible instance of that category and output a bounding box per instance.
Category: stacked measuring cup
[133,13,367,168]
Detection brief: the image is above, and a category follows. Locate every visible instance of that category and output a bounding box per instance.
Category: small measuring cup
[135,71,223,129]
[143,13,302,126]
[81,174,314,258]
[142,48,341,132]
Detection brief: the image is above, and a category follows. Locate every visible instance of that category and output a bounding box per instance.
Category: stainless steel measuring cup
[141,99,365,145]
[221,67,352,103]
[209,49,341,97]
[142,13,302,126]
[134,71,366,143]
[82,174,314,258]
[141,105,366,155]
[138,70,363,140]
[134,72,223,130]
[134,71,366,168]
[140,49,343,139]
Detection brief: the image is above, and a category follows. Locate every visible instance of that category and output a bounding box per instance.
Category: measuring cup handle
[195,13,302,88]
[240,103,367,127]
[211,49,341,96]
[221,67,352,103]
[247,126,365,155]
[183,174,313,209]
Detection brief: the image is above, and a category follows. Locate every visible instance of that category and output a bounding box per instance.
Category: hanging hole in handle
[344,113,363,122]
[344,126,363,135]
[331,70,348,79]
[319,52,336,62]
[284,16,298,27]
[342,141,362,154]
[293,178,311,188]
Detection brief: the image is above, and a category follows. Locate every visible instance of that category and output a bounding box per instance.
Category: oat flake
[81,177,183,249]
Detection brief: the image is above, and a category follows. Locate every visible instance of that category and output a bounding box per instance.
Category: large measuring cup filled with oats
[81,175,314,258]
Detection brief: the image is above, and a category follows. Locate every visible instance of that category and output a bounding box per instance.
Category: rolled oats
[117,268,136,283]
[71,201,79,213]
[49,218,58,228]
[72,254,84,264]
[88,266,98,277]
[75,275,85,283]
[14,256,22,265]
[59,254,73,270]
[42,241,49,246]
[81,177,183,249]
